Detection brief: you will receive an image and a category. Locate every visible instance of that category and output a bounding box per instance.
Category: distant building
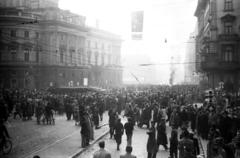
[0,0,122,89]
[184,32,199,84]
[194,0,240,91]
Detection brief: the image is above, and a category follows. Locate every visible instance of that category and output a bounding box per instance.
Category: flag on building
[131,11,144,40]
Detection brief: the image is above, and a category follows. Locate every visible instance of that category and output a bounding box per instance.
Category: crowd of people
[1,84,240,158]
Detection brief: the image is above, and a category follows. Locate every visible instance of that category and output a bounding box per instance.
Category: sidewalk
[24,112,109,158]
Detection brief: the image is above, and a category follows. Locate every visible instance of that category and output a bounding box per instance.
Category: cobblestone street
[2,112,109,158]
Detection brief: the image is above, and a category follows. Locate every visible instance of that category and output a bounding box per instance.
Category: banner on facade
[131,11,144,40]
[83,78,88,86]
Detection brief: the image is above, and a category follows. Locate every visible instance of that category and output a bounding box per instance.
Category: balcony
[218,61,239,70]
[0,60,38,67]
[218,34,240,41]
[200,53,240,70]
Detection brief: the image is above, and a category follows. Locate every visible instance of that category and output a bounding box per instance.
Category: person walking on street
[147,121,158,158]
[120,146,137,158]
[114,118,124,150]
[124,118,134,146]
[93,141,111,158]
[80,110,91,147]
[109,109,117,139]
[157,118,168,150]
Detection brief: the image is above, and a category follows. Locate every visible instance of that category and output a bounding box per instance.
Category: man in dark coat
[92,106,100,129]
[179,108,188,128]
[65,98,73,120]
[80,111,91,147]
[157,118,168,150]
[147,121,157,158]
[114,118,124,150]
[108,109,117,139]
[124,118,134,146]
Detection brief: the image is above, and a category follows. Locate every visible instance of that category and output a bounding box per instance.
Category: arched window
[223,45,233,62]
[24,48,30,62]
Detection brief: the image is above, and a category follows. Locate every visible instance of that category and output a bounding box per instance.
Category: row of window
[0,49,37,62]
[0,29,39,39]
[204,44,235,62]
[0,50,115,65]
[87,40,111,50]
[0,30,113,51]
[59,50,112,66]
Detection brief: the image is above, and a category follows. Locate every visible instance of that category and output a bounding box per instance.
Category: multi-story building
[195,0,240,91]
[0,0,122,89]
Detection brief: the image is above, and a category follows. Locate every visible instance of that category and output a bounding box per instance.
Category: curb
[70,130,110,158]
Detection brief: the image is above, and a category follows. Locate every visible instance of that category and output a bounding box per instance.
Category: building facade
[0,0,122,89]
[195,0,240,91]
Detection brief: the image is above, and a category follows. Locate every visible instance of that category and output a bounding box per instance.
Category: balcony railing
[0,60,38,66]
[200,53,240,70]
[218,34,240,41]
[0,11,40,20]
[218,61,239,70]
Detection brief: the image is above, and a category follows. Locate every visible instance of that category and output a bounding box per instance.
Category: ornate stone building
[195,0,240,91]
[0,0,122,89]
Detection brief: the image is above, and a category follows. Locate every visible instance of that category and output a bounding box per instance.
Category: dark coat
[80,114,91,138]
[157,122,168,146]
[124,122,134,136]
[170,137,178,153]
[114,121,124,144]
[147,128,158,153]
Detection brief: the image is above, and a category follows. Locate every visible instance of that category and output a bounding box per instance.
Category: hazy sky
[59,0,198,84]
